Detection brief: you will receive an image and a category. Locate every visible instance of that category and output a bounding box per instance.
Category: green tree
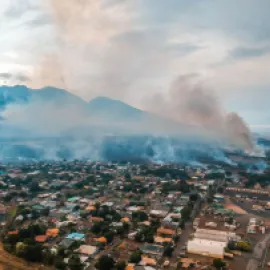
[237,241,252,251]
[163,245,174,257]
[91,223,102,234]
[54,257,66,270]
[95,255,115,270]
[116,260,127,270]
[29,181,41,192]
[15,242,26,257]
[129,251,142,264]
[189,193,198,202]
[181,205,192,221]
[104,231,114,243]
[132,211,148,222]
[213,258,226,269]
[68,254,83,270]
[23,243,43,262]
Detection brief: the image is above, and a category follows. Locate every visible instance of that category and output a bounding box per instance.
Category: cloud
[0,73,12,79]
[0,72,30,83]
[0,0,269,128]
[230,46,270,59]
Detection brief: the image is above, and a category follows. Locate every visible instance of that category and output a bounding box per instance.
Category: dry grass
[0,244,54,270]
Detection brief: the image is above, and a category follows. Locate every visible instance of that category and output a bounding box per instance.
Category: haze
[0,0,269,131]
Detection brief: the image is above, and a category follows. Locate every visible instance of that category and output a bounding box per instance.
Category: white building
[187,228,240,259]
[187,238,226,259]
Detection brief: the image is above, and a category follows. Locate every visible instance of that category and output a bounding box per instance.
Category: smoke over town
[0,0,266,163]
[22,0,252,152]
[148,74,254,151]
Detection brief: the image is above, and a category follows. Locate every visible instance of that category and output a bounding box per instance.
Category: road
[171,221,193,264]
[246,233,270,270]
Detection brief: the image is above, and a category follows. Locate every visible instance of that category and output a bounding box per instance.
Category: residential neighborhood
[0,160,269,270]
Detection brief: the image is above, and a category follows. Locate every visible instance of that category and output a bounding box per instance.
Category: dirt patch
[0,243,53,270]
[225,197,248,214]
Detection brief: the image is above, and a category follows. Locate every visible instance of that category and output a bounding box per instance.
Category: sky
[0,0,269,130]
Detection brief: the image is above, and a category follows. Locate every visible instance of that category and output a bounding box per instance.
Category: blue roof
[66,233,85,240]
[68,196,80,202]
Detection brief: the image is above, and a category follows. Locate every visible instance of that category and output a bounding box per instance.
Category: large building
[187,238,226,258]
[187,228,240,259]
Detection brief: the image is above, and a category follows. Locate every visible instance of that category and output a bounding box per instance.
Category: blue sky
[0,0,269,130]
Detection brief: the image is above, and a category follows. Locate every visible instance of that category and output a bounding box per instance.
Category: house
[66,232,85,241]
[150,210,168,218]
[140,256,157,266]
[140,244,164,256]
[35,235,48,243]
[95,237,107,245]
[46,228,59,238]
[86,205,96,211]
[156,227,175,237]
[128,232,138,240]
[8,230,19,235]
[154,236,172,245]
[126,265,156,270]
[121,217,130,223]
[76,245,98,257]
[59,238,75,249]
[67,196,81,203]
[90,216,104,223]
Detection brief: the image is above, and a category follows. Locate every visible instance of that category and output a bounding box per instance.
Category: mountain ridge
[0,85,142,114]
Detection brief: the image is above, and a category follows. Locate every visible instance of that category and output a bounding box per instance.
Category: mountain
[0,85,263,165]
[0,85,31,110]
[88,96,145,121]
[0,85,145,121]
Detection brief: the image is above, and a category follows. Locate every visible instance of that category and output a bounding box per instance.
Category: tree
[95,255,115,270]
[237,241,252,251]
[181,206,192,221]
[213,258,226,269]
[29,181,41,192]
[163,245,174,257]
[227,241,236,250]
[23,244,43,262]
[179,220,185,229]
[54,257,66,270]
[15,242,26,257]
[68,254,83,270]
[91,223,102,234]
[104,231,114,243]
[123,222,130,233]
[189,193,198,202]
[132,211,148,222]
[116,260,127,270]
[42,249,55,265]
[125,173,131,180]
[227,217,234,225]
[129,251,142,264]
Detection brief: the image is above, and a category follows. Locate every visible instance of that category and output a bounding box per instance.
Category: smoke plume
[29,0,254,151]
[148,74,254,151]
[30,0,134,100]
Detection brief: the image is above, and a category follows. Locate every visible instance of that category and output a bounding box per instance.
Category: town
[0,159,269,270]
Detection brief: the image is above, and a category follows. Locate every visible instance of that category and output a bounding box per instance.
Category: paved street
[246,233,270,270]
[171,221,193,263]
